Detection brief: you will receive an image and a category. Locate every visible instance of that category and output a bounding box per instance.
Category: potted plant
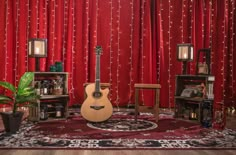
[52,75,64,95]
[0,72,39,133]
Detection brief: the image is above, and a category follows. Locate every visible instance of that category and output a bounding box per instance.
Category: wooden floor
[0,150,235,155]
[0,107,235,155]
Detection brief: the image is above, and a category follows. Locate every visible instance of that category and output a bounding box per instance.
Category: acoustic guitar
[80,46,113,122]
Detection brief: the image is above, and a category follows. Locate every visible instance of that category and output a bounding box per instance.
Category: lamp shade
[177,43,193,61]
[28,38,47,57]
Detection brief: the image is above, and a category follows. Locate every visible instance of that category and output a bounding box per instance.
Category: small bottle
[40,81,44,95]
[35,82,41,95]
[49,80,53,95]
[55,105,63,118]
[42,80,49,95]
[40,105,48,120]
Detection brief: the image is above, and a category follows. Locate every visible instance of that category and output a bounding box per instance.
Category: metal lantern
[28,38,47,71]
[177,43,194,74]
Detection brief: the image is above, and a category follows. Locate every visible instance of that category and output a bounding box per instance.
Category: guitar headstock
[95,46,102,55]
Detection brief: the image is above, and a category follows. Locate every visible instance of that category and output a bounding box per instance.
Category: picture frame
[196,48,211,75]
[197,62,208,75]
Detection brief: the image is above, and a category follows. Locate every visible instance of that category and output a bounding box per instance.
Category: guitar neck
[95,54,100,92]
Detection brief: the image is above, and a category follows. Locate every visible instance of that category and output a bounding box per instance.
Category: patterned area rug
[87,119,157,132]
[0,113,236,149]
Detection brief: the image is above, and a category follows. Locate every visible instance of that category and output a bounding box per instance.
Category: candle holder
[28,38,47,71]
[177,43,194,74]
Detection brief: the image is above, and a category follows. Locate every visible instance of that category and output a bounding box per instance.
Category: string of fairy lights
[50,0,56,65]
[95,0,98,43]
[202,1,205,47]
[221,1,228,102]
[181,0,184,43]
[35,0,39,68]
[62,0,68,69]
[43,0,47,68]
[230,0,235,100]
[189,0,194,73]
[26,0,30,71]
[109,0,114,101]
[36,0,40,71]
[128,0,134,105]
[157,0,163,83]
[140,0,145,102]
[3,0,9,82]
[109,0,113,99]
[36,0,39,36]
[14,0,19,85]
[202,0,207,63]
[168,0,172,108]
[232,0,235,100]
[224,0,236,106]
[70,0,75,99]
[43,0,47,38]
[0,0,8,109]
[115,0,121,108]
[233,0,235,105]
[210,0,214,70]
[84,0,90,83]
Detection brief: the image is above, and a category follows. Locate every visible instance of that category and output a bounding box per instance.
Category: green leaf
[19,102,37,108]
[15,94,40,104]
[0,95,13,104]
[17,87,35,96]
[0,81,16,93]
[17,72,34,91]
[0,72,40,114]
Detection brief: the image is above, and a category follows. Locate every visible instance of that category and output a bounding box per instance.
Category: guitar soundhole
[90,106,105,110]
[93,92,102,98]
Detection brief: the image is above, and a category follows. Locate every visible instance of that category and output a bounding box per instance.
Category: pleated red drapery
[0,0,235,114]
[152,0,236,110]
[0,0,155,107]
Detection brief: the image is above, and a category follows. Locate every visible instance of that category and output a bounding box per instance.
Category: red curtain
[0,0,235,111]
[153,0,236,109]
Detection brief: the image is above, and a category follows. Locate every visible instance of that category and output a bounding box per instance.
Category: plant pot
[0,111,24,134]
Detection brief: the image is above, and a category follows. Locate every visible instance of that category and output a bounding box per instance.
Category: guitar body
[81,83,113,122]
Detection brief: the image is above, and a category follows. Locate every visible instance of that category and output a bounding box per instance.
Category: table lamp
[177,43,193,74]
[28,38,47,71]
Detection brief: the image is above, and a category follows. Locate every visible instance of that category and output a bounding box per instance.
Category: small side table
[134,84,161,122]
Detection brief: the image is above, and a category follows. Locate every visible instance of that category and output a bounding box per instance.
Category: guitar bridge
[90,106,105,110]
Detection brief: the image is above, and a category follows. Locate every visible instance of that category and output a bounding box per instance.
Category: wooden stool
[83,83,111,99]
[134,84,161,122]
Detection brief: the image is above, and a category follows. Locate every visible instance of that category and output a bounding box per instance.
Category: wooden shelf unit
[174,75,214,127]
[28,72,69,122]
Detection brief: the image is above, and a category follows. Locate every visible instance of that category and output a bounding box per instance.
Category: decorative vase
[49,65,56,72]
[55,61,63,72]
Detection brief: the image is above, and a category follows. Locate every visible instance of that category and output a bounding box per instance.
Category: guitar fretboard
[95,48,101,93]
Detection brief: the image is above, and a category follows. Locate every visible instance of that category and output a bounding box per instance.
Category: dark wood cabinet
[174,75,214,127]
[28,72,69,122]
